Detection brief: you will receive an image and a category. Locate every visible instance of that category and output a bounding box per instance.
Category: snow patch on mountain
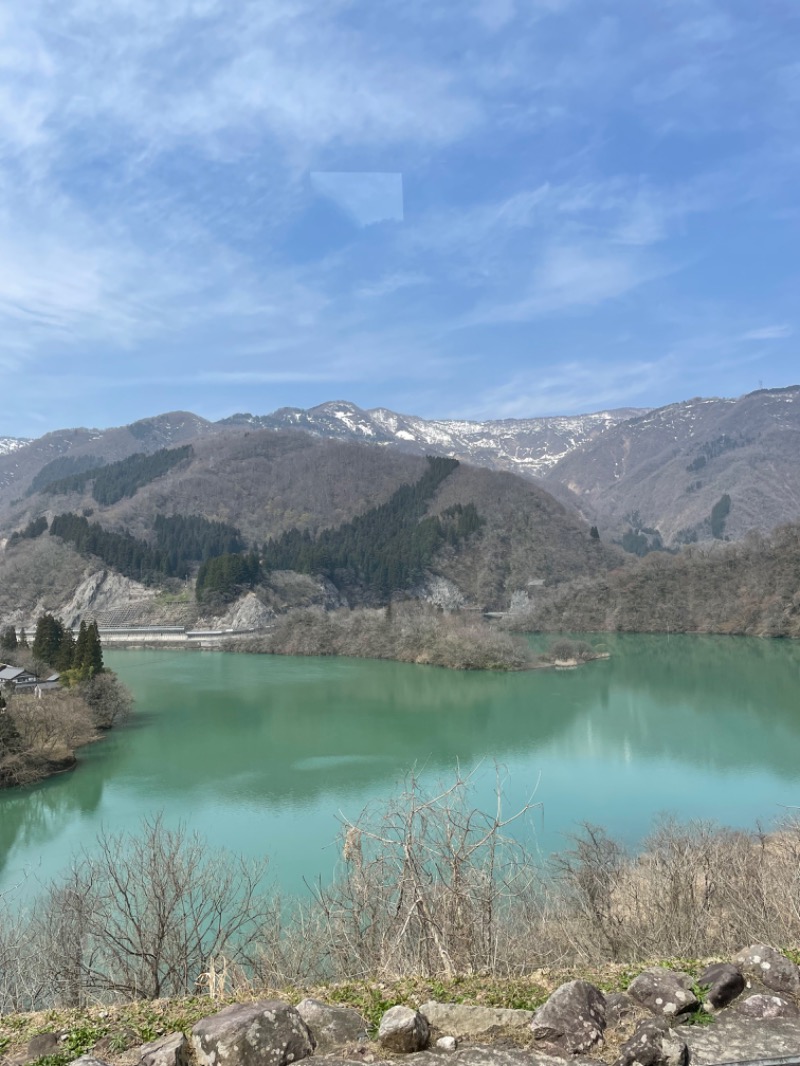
[0,437,29,456]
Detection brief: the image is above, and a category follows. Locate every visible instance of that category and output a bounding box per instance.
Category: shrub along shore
[3,772,800,1013]
[236,603,608,672]
[0,615,132,789]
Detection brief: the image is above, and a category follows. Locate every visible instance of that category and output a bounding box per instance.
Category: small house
[0,666,34,684]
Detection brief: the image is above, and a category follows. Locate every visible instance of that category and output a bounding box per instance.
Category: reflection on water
[2,635,800,898]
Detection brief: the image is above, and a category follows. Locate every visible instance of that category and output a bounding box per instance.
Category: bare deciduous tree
[32,815,271,1002]
[275,766,544,981]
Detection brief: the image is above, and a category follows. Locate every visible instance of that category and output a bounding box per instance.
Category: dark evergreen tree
[55,628,76,672]
[74,620,89,669]
[7,516,48,546]
[85,622,104,676]
[51,511,247,584]
[196,552,261,604]
[43,446,192,504]
[711,494,732,539]
[261,458,483,601]
[32,614,66,666]
[589,526,600,540]
[0,625,18,652]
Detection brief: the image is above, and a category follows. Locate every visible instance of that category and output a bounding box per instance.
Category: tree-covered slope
[544,386,800,546]
[2,429,624,616]
[513,522,800,637]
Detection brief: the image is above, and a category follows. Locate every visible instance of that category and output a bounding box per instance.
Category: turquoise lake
[2,634,800,903]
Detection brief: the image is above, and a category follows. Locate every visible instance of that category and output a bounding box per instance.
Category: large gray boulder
[419,1002,534,1040]
[627,969,698,1017]
[140,1033,190,1066]
[295,999,368,1052]
[733,944,800,997]
[377,1006,429,1053]
[697,962,744,1010]
[604,992,640,1029]
[320,1048,601,1066]
[531,980,606,1055]
[684,1015,800,1064]
[731,993,800,1019]
[26,1035,60,1061]
[613,1018,687,1066]
[191,1001,315,1066]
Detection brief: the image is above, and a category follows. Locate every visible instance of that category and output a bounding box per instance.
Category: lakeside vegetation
[0,618,131,789]
[239,604,533,670]
[2,770,800,1012]
[237,604,606,671]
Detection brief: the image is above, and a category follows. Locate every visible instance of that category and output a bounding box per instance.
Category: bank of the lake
[2,634,800,901]
[235,606,608,671]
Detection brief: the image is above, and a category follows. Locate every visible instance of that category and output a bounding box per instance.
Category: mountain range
[2,386,799,547]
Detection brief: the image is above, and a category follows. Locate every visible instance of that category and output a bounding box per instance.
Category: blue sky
[0,0,798,437]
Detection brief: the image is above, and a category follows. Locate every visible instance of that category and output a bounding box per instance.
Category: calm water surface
[2,634,800,901]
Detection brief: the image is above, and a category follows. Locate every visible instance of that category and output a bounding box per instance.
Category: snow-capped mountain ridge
[221,401,646,477]
[0,437,30,456]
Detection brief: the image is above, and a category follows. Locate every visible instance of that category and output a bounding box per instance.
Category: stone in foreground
[140,1033,190,1066]
[26,1034,60,1061]
[436,1037,458,1051]
[531,980,606,1054]
[731,993,800,1019]
[684,1015,800,1064]
[613,1018,687,1066]
[419,1002,534,1040]
[734,943,800,997]
[321,1047,603,1066]
[377,1006,429,1053]
[295,999,368,1052]
[604,992,639,1028]
[191,1001,315,1066]
[696,962,744,1010]
[627,969,697,1017]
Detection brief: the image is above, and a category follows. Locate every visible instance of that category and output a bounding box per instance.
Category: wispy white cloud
[463,243,664,325]
[472,0,516,32]
[467,355,675,418]
[311,173,404,226]
[742,324,793,341]
[0,0,798,435]
[356,272,429,299]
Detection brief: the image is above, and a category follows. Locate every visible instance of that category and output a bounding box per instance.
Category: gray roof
[0,666,25,681]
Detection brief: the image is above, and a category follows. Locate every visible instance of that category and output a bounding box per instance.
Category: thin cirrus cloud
[470,356,674,420]
[0,0,798,436]
[310,173,404,226]
[742,325,793,341]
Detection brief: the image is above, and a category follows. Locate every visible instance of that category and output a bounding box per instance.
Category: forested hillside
[0,429,622,619]
[512,522,800,637]
[0,412,217,510]
[263,457,483,598]
[43,446,192,505]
